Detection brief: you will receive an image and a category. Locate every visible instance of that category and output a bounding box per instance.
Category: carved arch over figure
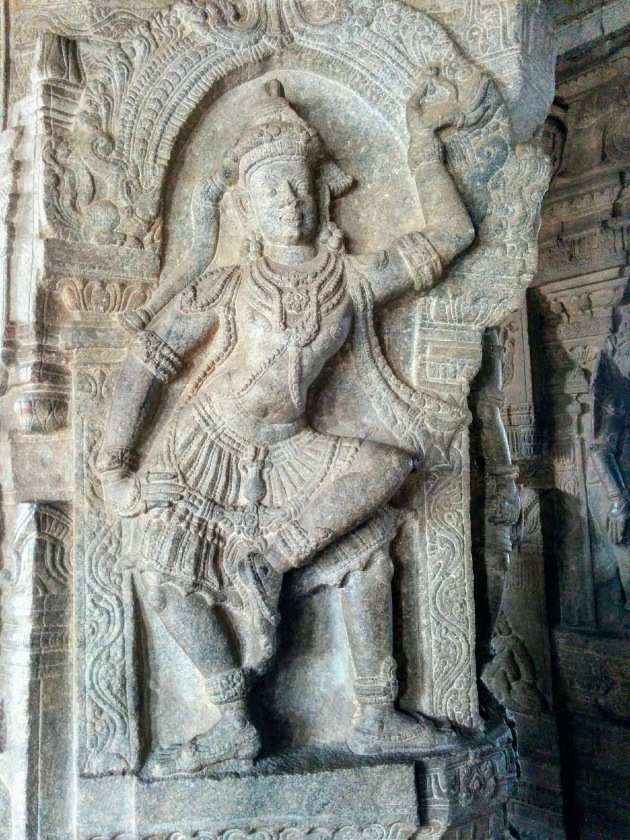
[55,0,515,263]
[103,0,482,180]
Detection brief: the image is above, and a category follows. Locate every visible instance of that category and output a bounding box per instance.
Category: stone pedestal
[77,724,516,840]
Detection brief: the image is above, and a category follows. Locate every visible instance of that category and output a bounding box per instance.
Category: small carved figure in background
[469,329,522,713]
[97,76,489,777]
[589,304,630,633]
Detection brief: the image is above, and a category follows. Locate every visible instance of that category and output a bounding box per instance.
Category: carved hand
[144,471,186,508]
[488,477,521,526]
[101,470,185,517]
[406,65,493,139]
[607,494,630,544]
[101,474,144,518]
[224,538,282,626]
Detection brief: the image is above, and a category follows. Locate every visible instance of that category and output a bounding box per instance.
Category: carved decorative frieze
[87,824,417,840]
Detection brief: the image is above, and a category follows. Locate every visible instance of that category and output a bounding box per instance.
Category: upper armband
[395,232,442,293]
[131,330,184,383]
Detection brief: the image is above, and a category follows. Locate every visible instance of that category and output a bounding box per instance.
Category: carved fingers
[406,65,495,138]
[101,470,187,517]
[144,471,186,508]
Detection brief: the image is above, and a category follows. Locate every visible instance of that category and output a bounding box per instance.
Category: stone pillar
[0,503,73,840]
[532,30,630,840]
[488,306,566,840]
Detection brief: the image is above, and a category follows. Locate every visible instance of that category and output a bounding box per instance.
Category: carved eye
[267,185,277,197]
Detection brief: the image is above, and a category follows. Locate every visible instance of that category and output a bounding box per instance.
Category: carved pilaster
[489,304,566,839]
[0,502,73,840]
[533,32,630,840]
[0,1,555,837]
[536,277,627,628]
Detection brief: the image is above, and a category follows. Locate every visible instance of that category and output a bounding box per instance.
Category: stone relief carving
[588,303,630,633]
[87,825,417,840]
[0,503,73,840]
[469,328,522,716]
[484,612,548,715]
[96,72,489,778]
[0,0,555,837]
[45,1,549,788]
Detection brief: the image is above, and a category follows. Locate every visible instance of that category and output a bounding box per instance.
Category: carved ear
[318,159,354,198]
[232,187,251,224]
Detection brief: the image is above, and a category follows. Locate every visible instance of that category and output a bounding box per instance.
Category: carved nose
[279,180,297,202]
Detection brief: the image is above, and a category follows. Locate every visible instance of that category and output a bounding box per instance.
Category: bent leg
[270,440,412,571]
[136,569,239,679]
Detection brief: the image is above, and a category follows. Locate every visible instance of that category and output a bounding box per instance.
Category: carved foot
[141,710,260,780]
[347,705,453,755]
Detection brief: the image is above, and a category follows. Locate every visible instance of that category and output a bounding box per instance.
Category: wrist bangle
[409,134,443,171]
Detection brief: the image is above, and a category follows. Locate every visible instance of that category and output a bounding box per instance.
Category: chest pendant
[246,253,346,410]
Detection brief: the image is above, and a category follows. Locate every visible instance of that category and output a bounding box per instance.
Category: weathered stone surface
[507,13,630,839]
[0,1,555,838]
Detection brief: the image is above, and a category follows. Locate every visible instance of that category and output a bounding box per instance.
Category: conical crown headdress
[215,79,353,198]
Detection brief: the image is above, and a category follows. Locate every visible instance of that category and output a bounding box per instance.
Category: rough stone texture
[0,2,554,839]
[491,7,630,838]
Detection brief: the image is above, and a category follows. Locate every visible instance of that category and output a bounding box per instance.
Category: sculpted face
[244,156,319,248]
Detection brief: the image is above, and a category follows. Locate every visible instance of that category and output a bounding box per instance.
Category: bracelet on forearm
[131,330,184,383]
[475,388,506,410]
[274,522,334,569]
[96,447,138,476]
[408,133,443,171]
[395,232,442,292]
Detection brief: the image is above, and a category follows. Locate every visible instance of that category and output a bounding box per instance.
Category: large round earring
[317,221,345,254]
[240,227,264,262]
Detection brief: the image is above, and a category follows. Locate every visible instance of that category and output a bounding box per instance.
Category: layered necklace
[240,251,346,409]
[248,251,345,348]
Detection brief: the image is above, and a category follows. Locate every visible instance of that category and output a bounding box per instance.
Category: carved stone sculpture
[469,328,522,713]
[589,304,630,632]
[0,2,555,838]
[97,76,487,776]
